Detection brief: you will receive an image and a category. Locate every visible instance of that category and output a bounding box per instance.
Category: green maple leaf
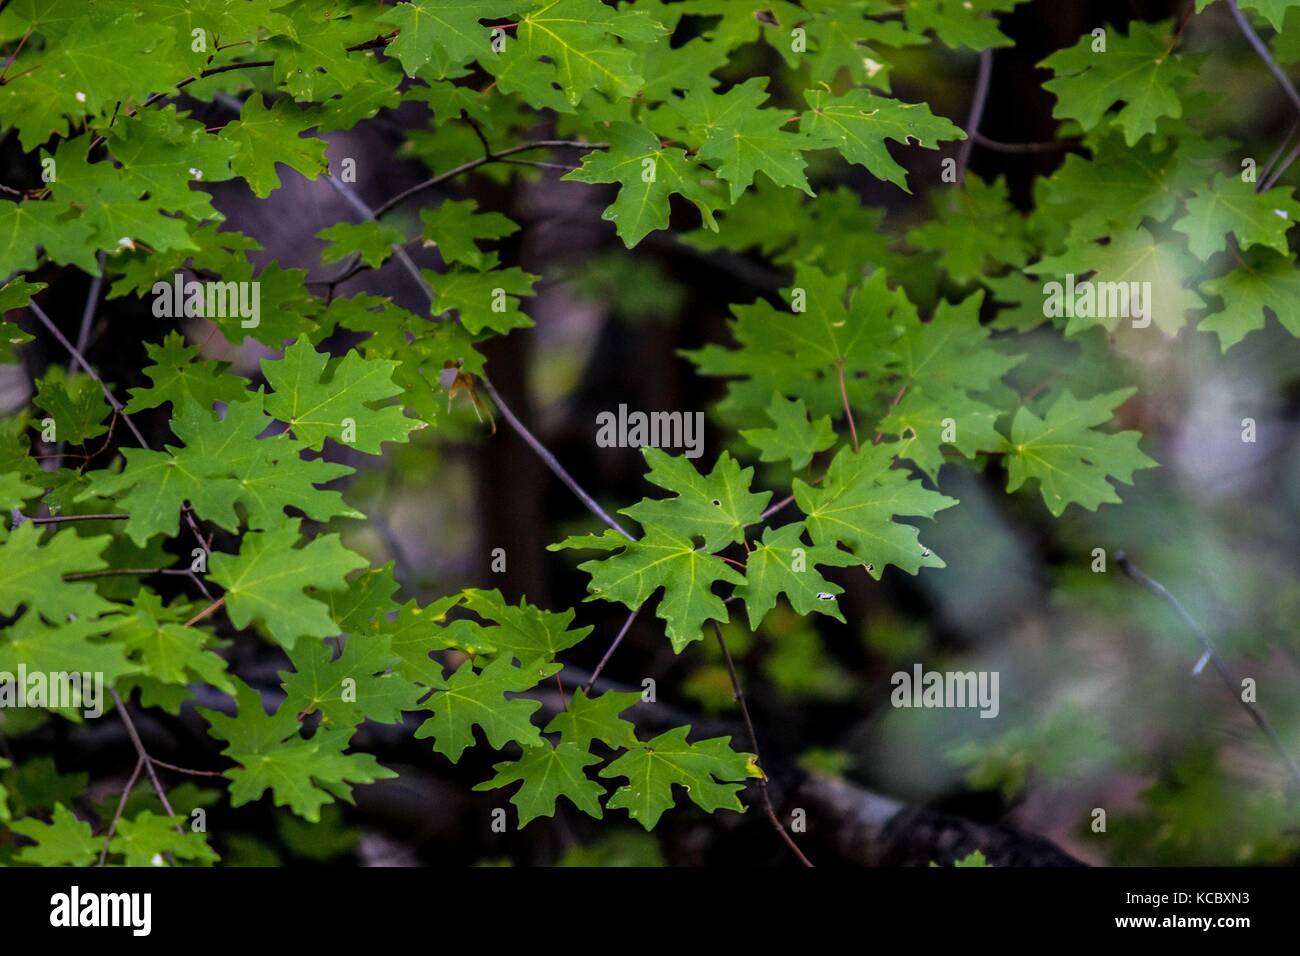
[1174,174,1300,262]
[1002,388,1157,517]
[0,470,41,511]
[563,122,720,247]
[739,394,837,471]
[419,199,518,269]
[903,0,1030,50]
[415,654,560,762]
[201,679,396,822]
[316,220,406,269]
[32,367,110,444]
[0,523,112,622]
[11,803,98,866]
[730,266,908,376]
[209,519,369,650]
[480,38,578,112]
[1039,134,1205,242]
[893,292,1023,403]
[84,394,360,543]
[0,199,96,275]
[377,595,468,687]
[634,35,729,101]
[622,448,771,553]
[794,444,957,578]
[109,811,219,867]
[123,332,250,414]
[544,687,641,749]
[235,443,364,531]
[0,277,39,362]
[907,175,1031,282]
[874,292,1020,478]
[323,563,402,636]
[514,0,666,104]
[680,0,804,55]
[550,528,745,652]
[1040,21,1195,146]
[115,591,232,693]
[1200,250,1300,351]
[474,741,605,827]
[281,633,424,731]
[658,77,815,202]
[379,0,522,77]
[1,11,178,150]
[425,265,537,334]
[0,614,136,693]
[1029,228,1206,336]
[441,588,593,661]
[881,390,1005,481]
[261,336,425,453]
[801,88,965,192]
[108,223,261,298]
[804,2,927,90]
[600,726,756,830]
[264,5,380,102]
[736,522,860,630]
[102,108,238,213]
[219,94,328,198]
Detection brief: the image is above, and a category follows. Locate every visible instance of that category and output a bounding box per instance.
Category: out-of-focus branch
[1227,0,1300,115]
[1116,552,1300,789]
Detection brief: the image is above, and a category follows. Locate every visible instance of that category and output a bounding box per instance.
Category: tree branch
[711,620,814,867]
[109,690,185,835]
[478,375,636,541]
[957,49,993,182]
[98,756,145,866]
[370,140,606,219]
[24,512,128,524]
[1228,0,1300,115]
[583,607,641,691]
[972,131,1080,154]
[1115,551,1300,790]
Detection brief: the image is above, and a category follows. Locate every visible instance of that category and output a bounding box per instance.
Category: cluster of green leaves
[0,0,1296,865]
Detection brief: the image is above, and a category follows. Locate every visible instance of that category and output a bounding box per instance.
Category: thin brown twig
[972,131,1081,155]
[710,621,814,867]
[837,362,860,452]
[109,690,185,836]
[957,49,993,182]
[63,567,191,581]
[584,607,640,691]
[184,596,226,628]
[149,757,226,779]
[98,756,145,866]
[479,375,635,540]
[26,512,128,523]
[371,140,606,219]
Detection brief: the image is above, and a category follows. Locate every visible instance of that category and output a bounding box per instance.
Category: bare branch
[1116,552,1300,790]
[583,607,641,692]
[479,375,636,541]
[109,690,185,835]
[957,49,993,182]
[711,620,814,867]
[1228,0,1300,115]
[98,756,145,866]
